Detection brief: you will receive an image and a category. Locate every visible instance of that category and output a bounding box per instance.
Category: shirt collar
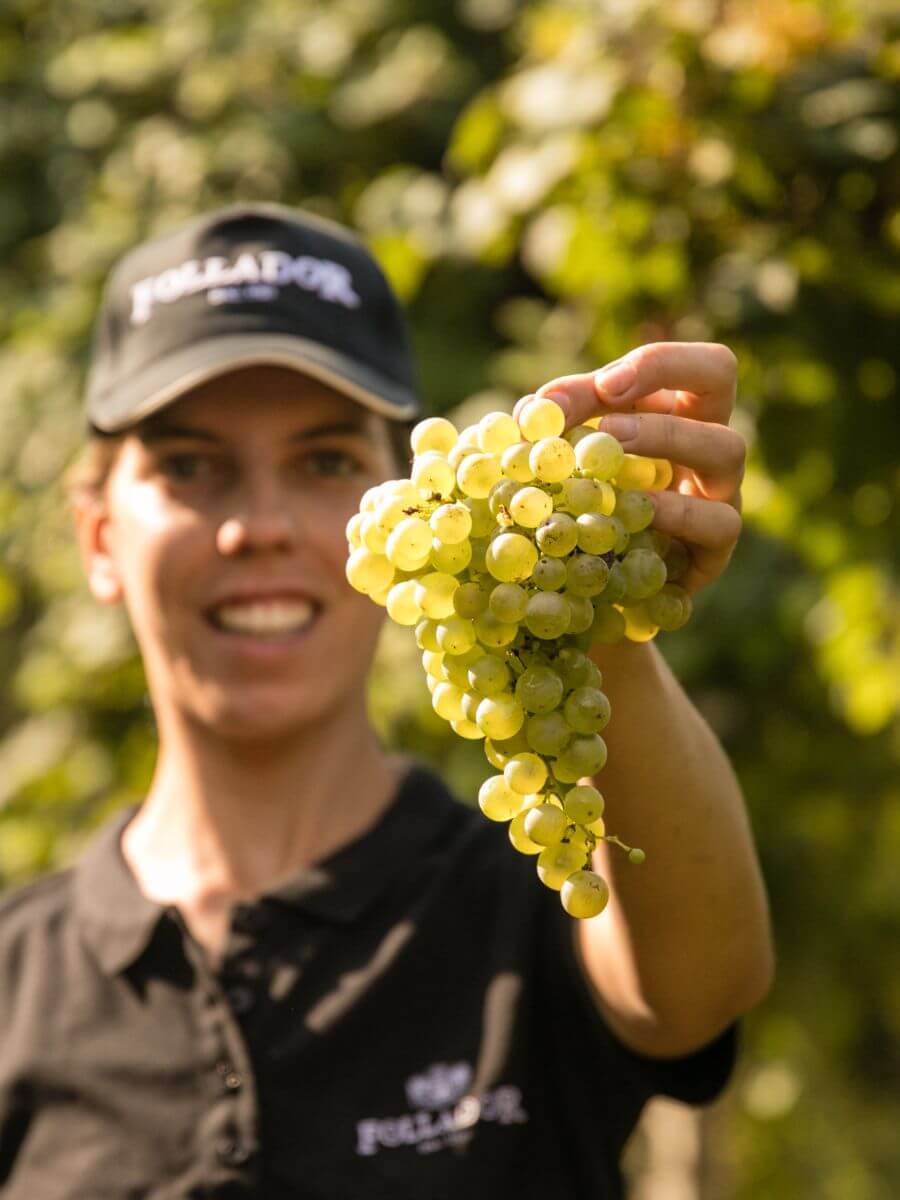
[257,764,458,922]
[73,803,165,976]
[73,764,458,975]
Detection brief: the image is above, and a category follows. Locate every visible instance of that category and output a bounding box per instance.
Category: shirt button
[216,1135,250,1166]
[225,984,255,1015]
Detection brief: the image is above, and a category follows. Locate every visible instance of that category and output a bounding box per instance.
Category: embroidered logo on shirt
[129,250,362,326]
[356,1061,529,1157]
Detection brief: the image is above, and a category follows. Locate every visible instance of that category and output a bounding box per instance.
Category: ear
[71,495,124,605]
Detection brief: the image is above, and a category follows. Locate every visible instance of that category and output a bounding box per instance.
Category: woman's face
[78,365,399,742]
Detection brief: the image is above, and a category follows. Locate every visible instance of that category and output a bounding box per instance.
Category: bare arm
[578,637,774,1058]
[527,341,775,1057]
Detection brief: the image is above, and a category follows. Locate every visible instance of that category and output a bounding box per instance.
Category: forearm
[579,637,774,1052]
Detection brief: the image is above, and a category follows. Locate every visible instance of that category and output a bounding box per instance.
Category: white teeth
[213,600,315,635]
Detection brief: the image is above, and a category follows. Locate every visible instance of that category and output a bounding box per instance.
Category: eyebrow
[139,419,368,445]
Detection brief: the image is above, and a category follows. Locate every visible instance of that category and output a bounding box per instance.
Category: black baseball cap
[85,202,423,434]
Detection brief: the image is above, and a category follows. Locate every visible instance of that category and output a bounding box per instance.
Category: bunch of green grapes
[345,397,692,919]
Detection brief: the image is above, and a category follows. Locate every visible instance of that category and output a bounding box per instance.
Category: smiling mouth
[205,600,321,638]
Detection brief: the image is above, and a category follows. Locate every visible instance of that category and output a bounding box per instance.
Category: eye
[305,448,365,478]
[159,453,216,481]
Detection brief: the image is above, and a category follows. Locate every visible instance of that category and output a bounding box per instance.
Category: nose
[216,472,299,556]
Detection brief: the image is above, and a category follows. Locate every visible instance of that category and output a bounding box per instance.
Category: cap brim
[88,333,421,433]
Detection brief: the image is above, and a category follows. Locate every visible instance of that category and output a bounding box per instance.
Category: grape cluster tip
[346,397,692,919]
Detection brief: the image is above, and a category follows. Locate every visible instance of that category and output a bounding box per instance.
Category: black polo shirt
[0,764,738,1199]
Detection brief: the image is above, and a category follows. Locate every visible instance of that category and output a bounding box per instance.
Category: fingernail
[600,414,638,441]
[595,361,636,399]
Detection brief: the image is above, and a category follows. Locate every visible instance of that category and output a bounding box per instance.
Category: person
[0,202,774,1199]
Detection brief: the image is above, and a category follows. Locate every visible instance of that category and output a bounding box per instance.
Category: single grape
[478,775,523,821]
[462,497,496,538]
[345,548,395,596]
[413,615,443,652]
[430,502,472,545]
[443,645,484,689]
[488,478,520,518]
[535,512,578,558]
[411,452,455,499]
[479,411,521,454]
[563,784,605,825]
[615,490,655,533]
[491,728,531,758]
[509,486,553,528]
[526,711,573,757]
[575,513,620,555]
[536,842,587,891]
[651,458,674,489]
[504,752,548,795]
[385,516,433,570]
[421,649,446,679]
[629,848,646,865]
[448,441,479,470]
[563,687,611,734]
[468,654,511,697]
[558,477,603,516]
[485,533,538,583]
[622,604,659,643]
[345,512,364,549]
[601,562,628,606]
[564,593,595,635]
[590,604,626,644]
[476,694,526,740]
[508,812,544,855]
[489,583,529,624]
[531,555,567,591]
[515,665,565,714]
[360,513,391,554]
[431,539,473,575]
[565,554,610,598]
[519,396,566,442]
[645,584,691,631]
[552,734,608,782]
[564,424,595,449]
[468,538,489,574]
[435,616,477,655]
[385,579,422,626]
[560,870,610,918]
[358,484,385,513]
[450,718,485,740]
[621,549,667,601]
[411,416,458,456]
[415,573,459,620]
[574,432,625,480]
[663,537,691,582]
[432,682,466,722]
[453,580,490,619]
[524,592,571,639]
[523,803,569,847]
[530,437,577,484]
[473,610,519,648]
[501,441,535,483]
[457,453,503,499]
[614,453,657,490]
[552,647,592,691]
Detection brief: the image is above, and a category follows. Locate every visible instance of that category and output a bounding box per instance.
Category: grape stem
[603,833,644,859]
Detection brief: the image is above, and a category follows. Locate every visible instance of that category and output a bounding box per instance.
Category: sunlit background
[1,1,898,1196]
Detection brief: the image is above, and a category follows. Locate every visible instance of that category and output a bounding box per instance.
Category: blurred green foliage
[0,0,898,1195]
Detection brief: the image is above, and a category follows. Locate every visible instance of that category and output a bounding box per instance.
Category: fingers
[599,412,745,502]
[648,490,742,593]
[533,342,738,428]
